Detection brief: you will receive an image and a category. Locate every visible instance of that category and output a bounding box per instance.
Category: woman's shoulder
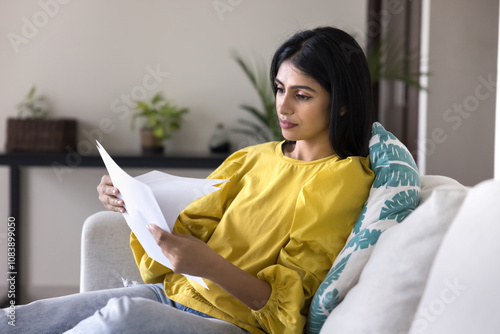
[226,141,279,162]
[298,155,374,201]
[329,154,370,169]
[208,141,279,179]
[317,154,373,182]
[237,141,279,154]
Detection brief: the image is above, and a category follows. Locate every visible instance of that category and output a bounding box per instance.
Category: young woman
[2,27,374,334]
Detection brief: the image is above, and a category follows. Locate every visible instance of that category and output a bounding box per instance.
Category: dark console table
[0,151,227,307]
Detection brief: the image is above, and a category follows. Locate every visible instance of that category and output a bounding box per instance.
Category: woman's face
[275,61,331,145]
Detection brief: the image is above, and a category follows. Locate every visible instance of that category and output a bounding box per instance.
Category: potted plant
[232,53,284,143]
[5,86,77,153]
[17,85,49,119]
[131,92,189,154]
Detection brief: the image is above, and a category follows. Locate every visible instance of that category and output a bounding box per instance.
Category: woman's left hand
[148,223,272,310]
[147,224,222,279]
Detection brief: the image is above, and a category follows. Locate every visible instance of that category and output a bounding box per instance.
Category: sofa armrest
[80,211,143,292]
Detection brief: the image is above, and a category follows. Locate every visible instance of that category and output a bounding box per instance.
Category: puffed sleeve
[251,157,373,333]
[130,232,170,284]
[130,148,249,284]
[174,148,248,241]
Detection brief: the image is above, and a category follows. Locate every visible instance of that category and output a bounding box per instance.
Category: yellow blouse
[130,141,374,334]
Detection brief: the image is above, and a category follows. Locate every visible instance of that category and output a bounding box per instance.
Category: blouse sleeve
[251,157,374,333]
[130,148,249,284]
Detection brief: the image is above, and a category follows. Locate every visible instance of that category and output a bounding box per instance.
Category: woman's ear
[340,106,347,116]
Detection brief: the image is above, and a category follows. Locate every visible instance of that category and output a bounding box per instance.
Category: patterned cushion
[306,122,421,334]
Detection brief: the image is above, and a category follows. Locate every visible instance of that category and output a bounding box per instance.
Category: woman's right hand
[97,175,125,213]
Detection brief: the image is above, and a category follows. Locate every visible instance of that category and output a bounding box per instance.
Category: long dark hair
[270,27,373,158]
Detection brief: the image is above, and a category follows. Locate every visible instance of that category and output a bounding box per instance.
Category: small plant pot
[140,128,164,154]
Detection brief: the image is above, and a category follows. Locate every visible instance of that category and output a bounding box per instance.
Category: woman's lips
[279,119,298,129]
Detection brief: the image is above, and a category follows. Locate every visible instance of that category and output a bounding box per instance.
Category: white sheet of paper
[135,170,226,232]
[96,141,228,289]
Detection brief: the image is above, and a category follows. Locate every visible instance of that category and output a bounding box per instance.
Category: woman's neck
[283,140,335,161]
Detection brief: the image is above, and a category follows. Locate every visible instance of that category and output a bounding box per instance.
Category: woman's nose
[277,95,292,115]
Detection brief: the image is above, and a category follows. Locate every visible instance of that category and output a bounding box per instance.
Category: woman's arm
[147,224,272,310]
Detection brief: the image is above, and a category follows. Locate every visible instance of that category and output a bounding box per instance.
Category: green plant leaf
[237,119,266,132]
[235,119,274,142]
[168,122,181,131]
[232,53,258,89]
[135,101,150,111]
[27,86,36,100]
[367,37,429,91]
[232,52,282,142]
[151,92,164,105]
[239,105,268,127]
[17,85,49,119]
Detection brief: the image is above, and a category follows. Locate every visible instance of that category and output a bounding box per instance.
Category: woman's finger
[108,196,123,207]
[97,174,126,212]
[104,185,119,196]
[147,224,171,244]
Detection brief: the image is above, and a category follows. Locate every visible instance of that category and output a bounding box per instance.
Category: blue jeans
[1,283,249,334]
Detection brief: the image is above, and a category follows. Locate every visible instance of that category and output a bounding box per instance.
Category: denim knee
[68,296,161,334]
[67,294,249,334]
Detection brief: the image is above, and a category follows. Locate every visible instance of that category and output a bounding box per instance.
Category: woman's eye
[276,87,284,94]
[297,94,311,101]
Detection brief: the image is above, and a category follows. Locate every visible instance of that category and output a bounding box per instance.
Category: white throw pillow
[320,183,468,334]
[418,175,465,205]
[408,179,500,334]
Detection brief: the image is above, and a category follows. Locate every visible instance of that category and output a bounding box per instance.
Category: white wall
[424,0,498,186]
[0,0,367,302]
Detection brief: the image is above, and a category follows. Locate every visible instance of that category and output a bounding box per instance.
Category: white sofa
[80,175,500,333]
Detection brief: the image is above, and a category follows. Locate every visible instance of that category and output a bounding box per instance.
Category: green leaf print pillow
[306,122,421,334]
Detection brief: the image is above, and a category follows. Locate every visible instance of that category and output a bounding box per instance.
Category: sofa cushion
[80,211,143,292]
[306,122,421,334]
[320,182,468,334]
[418,174,465,204]
[408,179,500,334]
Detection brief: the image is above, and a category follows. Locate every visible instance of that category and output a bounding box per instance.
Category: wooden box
[5,118,77,153]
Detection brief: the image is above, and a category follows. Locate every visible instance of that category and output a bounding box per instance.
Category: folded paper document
[96,141,228,289]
